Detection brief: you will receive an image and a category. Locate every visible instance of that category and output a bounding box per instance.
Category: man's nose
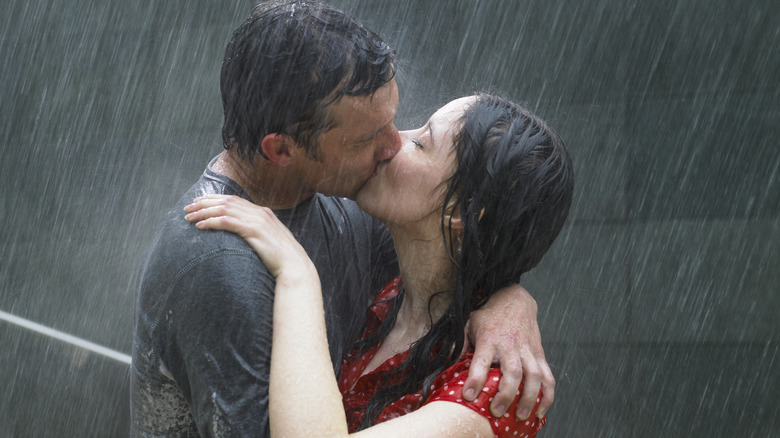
[374,126,402,161]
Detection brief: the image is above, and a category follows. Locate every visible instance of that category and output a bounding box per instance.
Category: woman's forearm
[269,266,350,438]
[268,268,500,438]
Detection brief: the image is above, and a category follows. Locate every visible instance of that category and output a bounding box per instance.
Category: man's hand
[462,284,555,421]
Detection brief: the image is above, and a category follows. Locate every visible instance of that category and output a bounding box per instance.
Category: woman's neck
[387,221,455,334]
[358,220,456,375]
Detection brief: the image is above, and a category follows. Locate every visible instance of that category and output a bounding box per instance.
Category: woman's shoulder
[424,352,546,438]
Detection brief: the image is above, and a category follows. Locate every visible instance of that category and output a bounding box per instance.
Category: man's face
[291,78,401,200]
[356,96,474,226]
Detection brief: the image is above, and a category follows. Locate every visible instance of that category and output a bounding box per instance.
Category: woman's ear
[444,204,464,231]
[444,204,486,230]
[260,133,295,166]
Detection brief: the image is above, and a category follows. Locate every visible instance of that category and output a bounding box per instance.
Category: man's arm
[167,252,276,436]
[462,284,555,421]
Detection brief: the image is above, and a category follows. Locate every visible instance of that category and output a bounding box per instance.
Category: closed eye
[411,139,423,149]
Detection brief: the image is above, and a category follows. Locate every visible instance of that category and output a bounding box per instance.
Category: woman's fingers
[183,194,312,279]
[184,194,233,212]
[184,195,269,224]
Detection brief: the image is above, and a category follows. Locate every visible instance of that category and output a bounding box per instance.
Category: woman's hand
[184,194,315,280]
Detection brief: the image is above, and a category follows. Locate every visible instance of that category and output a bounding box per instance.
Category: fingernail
[463,388,475,400]
[493,405,505,417]
[536,409,545,419]
[518,409,530,420]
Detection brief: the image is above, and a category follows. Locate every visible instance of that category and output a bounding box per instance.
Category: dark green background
[1,0,777,436]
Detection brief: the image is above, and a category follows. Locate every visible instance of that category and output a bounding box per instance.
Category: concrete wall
[1,0,777,436]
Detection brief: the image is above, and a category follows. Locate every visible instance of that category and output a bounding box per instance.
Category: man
[131,2,554,437]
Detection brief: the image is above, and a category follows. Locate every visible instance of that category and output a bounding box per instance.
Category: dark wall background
[1,0,777,436]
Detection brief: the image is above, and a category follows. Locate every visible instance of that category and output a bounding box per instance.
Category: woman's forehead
[433,96,476,120]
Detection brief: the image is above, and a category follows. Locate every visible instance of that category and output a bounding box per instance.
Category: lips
[368,162,382,179]
[366,158,391,184]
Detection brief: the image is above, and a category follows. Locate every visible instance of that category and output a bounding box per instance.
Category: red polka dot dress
[338,277,546,437]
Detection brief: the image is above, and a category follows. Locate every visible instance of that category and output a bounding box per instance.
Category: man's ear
[260,133,295,166]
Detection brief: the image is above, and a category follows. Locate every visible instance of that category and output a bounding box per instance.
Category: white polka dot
[537,397,540,403]
[457,380,464,385]
[482,387,489,392]
[454,372,459,377]
[406,404,412,410]
[489,397,493,402]
[480,407,485,412]
[504,412,509,418]
[525,421,530,426]
[505,426,510,432]
[449,390,455,395]
[492,376,499,381]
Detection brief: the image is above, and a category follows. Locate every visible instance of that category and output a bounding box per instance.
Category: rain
[1,0,778,436]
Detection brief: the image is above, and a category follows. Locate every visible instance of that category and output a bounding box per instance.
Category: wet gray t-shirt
[131,159,397,437]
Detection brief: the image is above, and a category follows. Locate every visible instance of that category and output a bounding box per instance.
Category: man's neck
[212,151,315,210]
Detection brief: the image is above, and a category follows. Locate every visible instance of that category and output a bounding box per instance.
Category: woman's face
[356,96,476,226]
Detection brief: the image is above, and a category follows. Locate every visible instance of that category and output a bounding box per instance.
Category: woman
[185,93,573,437]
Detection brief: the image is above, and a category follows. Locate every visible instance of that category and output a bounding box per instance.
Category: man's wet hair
[220,0,396,160]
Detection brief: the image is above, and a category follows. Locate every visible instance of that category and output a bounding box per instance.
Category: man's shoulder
[138,173,264,288]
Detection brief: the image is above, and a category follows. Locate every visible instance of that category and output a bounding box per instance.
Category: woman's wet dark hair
[446,93,574,308]
[356,93,574,428]
[220,0,396,160]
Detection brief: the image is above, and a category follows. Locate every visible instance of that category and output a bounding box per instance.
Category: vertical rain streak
[0,0,777,436]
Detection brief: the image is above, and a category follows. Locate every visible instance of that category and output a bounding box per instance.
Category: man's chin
[317,183,362,201]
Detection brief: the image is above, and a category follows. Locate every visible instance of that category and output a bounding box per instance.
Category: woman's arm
[184,195,522,438]
[185,195,348,437]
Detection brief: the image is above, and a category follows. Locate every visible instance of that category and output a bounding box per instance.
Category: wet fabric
[131,156,397,438]
[339,277,546,437]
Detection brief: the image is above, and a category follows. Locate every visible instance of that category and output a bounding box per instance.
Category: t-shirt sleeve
[163,250,276,437]
[425,357,546,438]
